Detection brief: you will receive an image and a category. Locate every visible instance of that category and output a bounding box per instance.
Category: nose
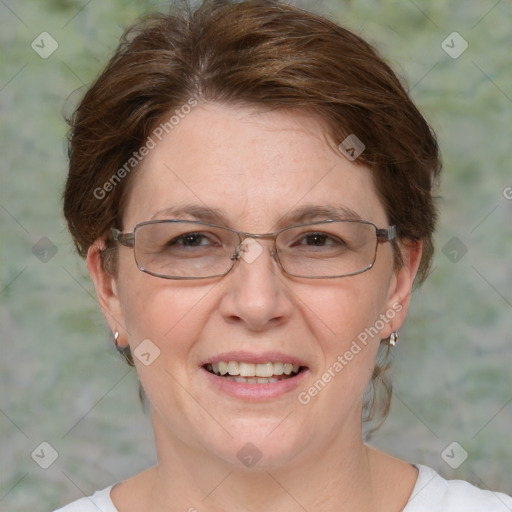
[218,238,294,331]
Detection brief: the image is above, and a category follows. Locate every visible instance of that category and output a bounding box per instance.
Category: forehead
[123,103,387,230]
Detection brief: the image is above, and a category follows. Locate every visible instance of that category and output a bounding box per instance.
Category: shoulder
[404,464,512,511]
[52,485,117,512]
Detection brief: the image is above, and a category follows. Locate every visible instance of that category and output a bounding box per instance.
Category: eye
[166,232,222,249]
[172,233,207,246]
[294,232,346,248]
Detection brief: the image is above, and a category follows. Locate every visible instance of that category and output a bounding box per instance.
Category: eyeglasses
[111,219,396,280]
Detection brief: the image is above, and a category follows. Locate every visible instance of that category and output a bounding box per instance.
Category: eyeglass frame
[111,219,397,280]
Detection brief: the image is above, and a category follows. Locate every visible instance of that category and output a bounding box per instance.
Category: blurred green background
[0,0,511,509]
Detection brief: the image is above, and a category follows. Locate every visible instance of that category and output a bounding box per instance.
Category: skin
[88,103,422,511]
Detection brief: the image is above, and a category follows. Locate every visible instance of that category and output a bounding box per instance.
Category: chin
[204,421,310,471]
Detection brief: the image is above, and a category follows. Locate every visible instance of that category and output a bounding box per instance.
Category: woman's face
[93,103,417,470]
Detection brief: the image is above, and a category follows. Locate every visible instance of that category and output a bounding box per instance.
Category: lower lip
[201,367,308,400]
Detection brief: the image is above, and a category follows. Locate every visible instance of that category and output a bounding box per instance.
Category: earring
[113,330,134,366]
[389,332,399,346]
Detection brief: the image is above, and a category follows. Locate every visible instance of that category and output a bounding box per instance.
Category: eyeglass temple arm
[376,225,396,241]
[111,228,135,247]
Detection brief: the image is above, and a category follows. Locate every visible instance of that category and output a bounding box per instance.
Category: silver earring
[113,331,134,366]
[389,332,399,346]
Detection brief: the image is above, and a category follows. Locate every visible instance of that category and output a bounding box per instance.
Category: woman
[56,0,512,510]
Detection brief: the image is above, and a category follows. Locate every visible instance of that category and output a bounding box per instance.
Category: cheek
[297,292,384,422]
[116,248,214,360]
[121,280,212,348]
[118,277,213,414]
[298,275,390,395]
[304,274,389,346]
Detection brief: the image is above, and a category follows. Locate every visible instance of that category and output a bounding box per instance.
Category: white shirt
[53,464,512,511]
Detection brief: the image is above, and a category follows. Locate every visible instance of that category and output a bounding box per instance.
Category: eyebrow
[151,203,363,227]
[280,205,362,224]
[151,205,229,224]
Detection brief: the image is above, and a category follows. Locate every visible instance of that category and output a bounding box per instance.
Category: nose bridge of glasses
[231,231,278,263]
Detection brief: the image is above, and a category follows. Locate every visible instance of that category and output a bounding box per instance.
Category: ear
[380,239,422,339]
[86,240,129,348]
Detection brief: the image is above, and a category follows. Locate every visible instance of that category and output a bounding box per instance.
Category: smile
[201,354,308,400]
[205,361,302,383]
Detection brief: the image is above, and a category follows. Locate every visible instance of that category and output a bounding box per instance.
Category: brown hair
[64,0,441,425]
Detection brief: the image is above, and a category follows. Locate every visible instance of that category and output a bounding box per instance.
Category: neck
[145,411,380,512]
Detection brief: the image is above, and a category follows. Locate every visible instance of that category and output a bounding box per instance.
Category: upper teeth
[207,361,300,377]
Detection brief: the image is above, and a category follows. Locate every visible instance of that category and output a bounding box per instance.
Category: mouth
[200,352,309,400]
[203,361,304,384]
